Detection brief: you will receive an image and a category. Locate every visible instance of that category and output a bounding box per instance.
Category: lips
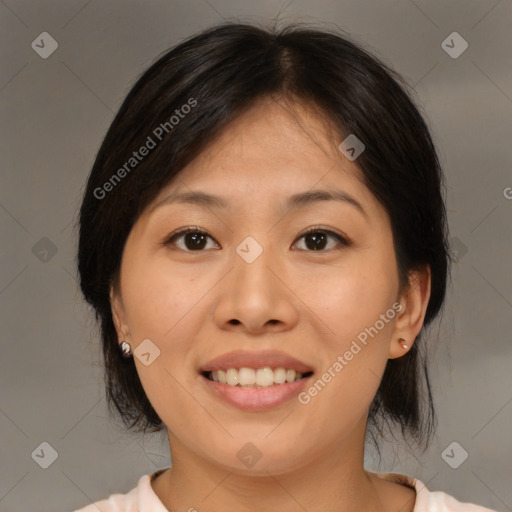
[200,373,313,411]
[198,349,315,374]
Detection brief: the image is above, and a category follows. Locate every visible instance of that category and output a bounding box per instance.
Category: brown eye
[294,227,349,251]
[164,227,219,251]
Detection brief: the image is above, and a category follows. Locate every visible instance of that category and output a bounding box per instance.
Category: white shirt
[73,469,498,511]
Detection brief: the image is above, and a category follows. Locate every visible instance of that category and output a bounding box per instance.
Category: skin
[110,96,431,512]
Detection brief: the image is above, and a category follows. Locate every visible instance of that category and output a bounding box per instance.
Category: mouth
[198,349,315,388]
[197,350,315,411]
[200,368,314,388]
[198,368,315,411]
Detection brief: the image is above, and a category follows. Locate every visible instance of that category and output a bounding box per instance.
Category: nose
[212,241,299,335]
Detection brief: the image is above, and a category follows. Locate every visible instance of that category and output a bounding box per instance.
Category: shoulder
[413,478,498,512]
[375,472,498,512]
[72,482,139,512]
[73,470,169,512]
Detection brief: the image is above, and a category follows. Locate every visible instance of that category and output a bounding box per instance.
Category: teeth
[239,367,256,386]
[261,367,277,386]
[208,367,307,387]
[274,367,287,384]
[286,369,297,383]
[226,368,239,386]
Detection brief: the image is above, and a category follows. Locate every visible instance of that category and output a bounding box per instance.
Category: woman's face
[110,96,429,475]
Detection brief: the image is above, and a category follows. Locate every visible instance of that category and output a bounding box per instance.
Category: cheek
[297,246,398,410]
[118,257,209,420]
[120,256,204,341]
[298,280,396,430]
[304,253,398,348]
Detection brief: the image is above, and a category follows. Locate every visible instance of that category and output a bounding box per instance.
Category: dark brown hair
[77,21,450,451]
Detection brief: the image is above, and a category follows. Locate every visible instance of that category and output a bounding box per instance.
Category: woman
[74,21,496,512]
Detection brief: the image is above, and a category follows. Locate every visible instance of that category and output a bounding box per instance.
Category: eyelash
[162,225,350,252]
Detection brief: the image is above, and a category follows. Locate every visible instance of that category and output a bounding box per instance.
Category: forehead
[148,96,378,216]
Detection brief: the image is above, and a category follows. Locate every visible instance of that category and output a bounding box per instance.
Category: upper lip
[199,350,314,374]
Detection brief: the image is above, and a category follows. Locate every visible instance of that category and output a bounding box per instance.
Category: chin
[201,441,311,477]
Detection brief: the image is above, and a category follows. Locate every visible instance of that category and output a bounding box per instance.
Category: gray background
[1,0,511,511]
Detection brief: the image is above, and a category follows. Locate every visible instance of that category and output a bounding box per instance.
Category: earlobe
[388,266,431,359]
[388,337,410,360]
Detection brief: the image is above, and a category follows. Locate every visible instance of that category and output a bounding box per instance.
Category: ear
[388,265,431,359]
[110,283,131,344]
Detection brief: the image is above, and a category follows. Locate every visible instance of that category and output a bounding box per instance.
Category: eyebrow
[150,188,367,218]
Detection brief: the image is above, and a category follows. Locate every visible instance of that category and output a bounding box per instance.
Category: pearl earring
[120,341,132,358]
[398,338,408,350]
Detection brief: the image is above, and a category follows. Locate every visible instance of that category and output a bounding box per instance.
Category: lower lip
[199,373,313,411]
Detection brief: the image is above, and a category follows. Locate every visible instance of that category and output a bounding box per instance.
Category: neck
[151,418,415,512]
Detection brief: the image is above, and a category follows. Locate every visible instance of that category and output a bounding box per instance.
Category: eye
[162,226,349,252]
[293,227,350,252]
[162,226,220,251]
